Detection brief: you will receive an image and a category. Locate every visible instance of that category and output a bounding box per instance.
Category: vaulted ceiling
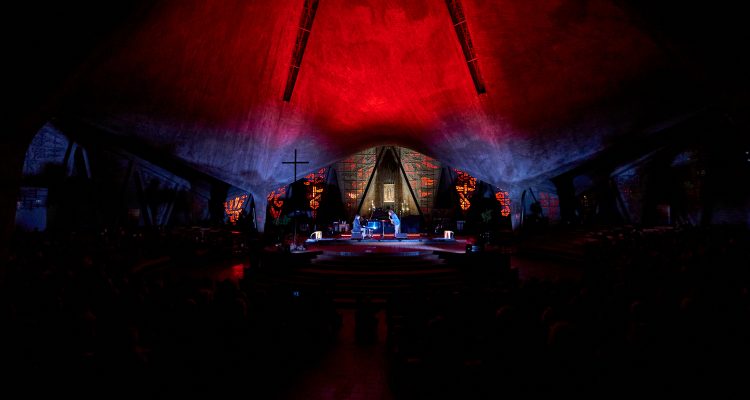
[10,0,749,196]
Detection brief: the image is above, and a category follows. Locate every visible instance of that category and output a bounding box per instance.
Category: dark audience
[1,224,748,397]
[384,225,750,397]
[0,227,341,396]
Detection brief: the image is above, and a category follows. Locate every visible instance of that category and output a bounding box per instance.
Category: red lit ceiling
[55,0,724,195]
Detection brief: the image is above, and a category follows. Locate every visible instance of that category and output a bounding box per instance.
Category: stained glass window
[267,187,286,220]
[400,148,440,219]
[335,148,377,217]
[495,190,511,217]
[224,194,248,223]
[538,192,559,220]
[454,169,476,212]
[304,168,327,218]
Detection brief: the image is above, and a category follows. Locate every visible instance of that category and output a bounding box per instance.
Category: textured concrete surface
[35,0,743,196]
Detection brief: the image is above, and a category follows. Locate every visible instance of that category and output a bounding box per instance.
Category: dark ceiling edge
[547,108,724,186]
[49,116,234,190]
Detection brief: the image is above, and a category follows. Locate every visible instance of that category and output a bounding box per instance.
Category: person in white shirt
[388,209,400,235]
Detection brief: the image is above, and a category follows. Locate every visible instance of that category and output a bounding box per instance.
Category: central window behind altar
[334,146,442,220]
[383,184,395,203]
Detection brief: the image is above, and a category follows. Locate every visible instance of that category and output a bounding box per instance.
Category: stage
[302,233,471,255]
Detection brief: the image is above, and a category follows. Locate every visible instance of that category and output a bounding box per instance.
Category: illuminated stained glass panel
[613,169,643,223]
[454,169,476,212]
[267,187,286,220]
[335,148,377,217]
[538,191,559,220]
[495,189,511,217]
[304,167,327,218]
[224,194,248,224]
[400,148,441,221]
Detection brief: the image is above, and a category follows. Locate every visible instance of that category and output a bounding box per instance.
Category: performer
[388,209,400,234]
[352,214,362,234]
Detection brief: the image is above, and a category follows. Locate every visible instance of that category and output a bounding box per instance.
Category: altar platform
[303,233,471,255]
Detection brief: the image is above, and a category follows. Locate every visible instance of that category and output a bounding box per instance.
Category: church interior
[3,0,749,397]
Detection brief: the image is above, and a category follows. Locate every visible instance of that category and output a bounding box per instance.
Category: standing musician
[388,209,401,235]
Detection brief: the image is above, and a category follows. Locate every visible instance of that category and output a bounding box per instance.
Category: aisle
[277,308,394,400]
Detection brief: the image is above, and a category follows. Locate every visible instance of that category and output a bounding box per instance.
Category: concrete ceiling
[11,0,750,196]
